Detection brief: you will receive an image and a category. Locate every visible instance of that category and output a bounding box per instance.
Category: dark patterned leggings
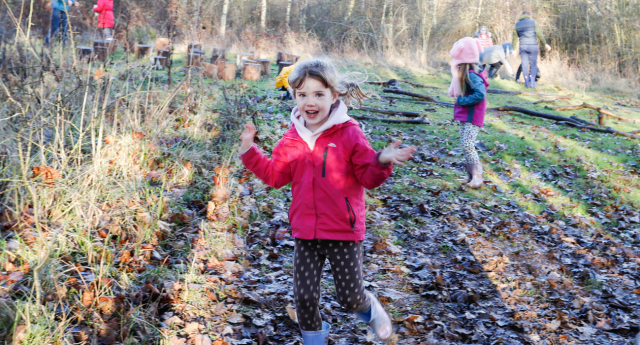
[293,238,370,331]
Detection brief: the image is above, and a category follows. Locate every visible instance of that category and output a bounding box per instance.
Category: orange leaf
[104,135,115,144]
[31,166,61,184]
[633,289,640,294]
[82,290,95,306]
[94,69,105,81]
[132,131,144,142]
[214,166,230,176]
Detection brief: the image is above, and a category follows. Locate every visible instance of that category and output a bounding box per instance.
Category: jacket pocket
[345,197,356,232]
[322,147,329,177]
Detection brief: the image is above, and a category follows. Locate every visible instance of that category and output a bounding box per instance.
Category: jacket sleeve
[512,26,519,48]
[350,128,393,190]
[241,141,292,189]
[94,0,103,12]
[456,73,486,107]
[534,22,548,46]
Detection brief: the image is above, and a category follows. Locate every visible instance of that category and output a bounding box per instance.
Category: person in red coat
[93,0,114,40]
[240,59,416,344]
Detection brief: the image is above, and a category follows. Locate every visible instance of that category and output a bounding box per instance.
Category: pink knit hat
[448,37,484,98]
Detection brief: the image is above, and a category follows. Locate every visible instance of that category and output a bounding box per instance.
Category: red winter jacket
[241,119,392,242]
[93,0,114,28]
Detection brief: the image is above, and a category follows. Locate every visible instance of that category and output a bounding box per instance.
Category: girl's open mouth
[305,110,319,118]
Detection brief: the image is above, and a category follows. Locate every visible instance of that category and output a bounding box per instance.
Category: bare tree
[286,0,292,27]
[220,0,229,34]
[260,0,267,30]
[346,0,356,20]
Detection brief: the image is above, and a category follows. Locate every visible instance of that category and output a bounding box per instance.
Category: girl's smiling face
[480,27,487,35]
[294,77,339,132]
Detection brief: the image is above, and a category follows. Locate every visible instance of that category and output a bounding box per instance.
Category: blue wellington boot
[524,76,530,88]
[300,322,330,345]
[530,77,537,89]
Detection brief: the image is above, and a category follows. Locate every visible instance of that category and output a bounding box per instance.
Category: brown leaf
[214,166,230,176]
[183,322,200,333]
[213,175,228,186]
[31,166,61,184]
[286,304,298,323]
[82,290,95,306]
[170,213,190,225]
[132,131,144,142]
[168,335,187,345]
[194,334,212,345]
[146,171,162,181]
[206,289,218,301]
[212,186,231,203]
[12,325,27,344]
[104,135,115,144]
[595,318,613,331]
[98,296,116,315]
[206,202,217,221]
[94,69,105,81]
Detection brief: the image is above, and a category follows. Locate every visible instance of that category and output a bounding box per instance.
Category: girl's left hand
[378,140,416,166]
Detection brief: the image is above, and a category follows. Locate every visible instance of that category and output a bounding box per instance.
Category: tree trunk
[220,62,237,81]
[220,0,230,34]
[345,0,356,20]
[243,63,262,81]
[299,0,308,30]
[285,0,292,27]
[260,0,267,30]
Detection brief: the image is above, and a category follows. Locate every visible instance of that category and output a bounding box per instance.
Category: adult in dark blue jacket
[45,0,80,46]
[512,11,551,88]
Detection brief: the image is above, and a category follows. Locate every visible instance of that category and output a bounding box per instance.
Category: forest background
[2,0,639,90]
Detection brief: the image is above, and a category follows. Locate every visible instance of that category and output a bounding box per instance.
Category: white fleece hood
[290,100,351,150]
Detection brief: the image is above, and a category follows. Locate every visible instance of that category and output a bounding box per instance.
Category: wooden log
[77,46,93,61]
[547,102,640,124]
[487,88,570,98]
[239,58,256,71]
[107,39,117,54]
[157,49,171,67]
[152,56,167,69]
[490,106,640,140]
[187,43,202,55]
[203,62,218,79]
[211,48,226,63]
[277,52,298,64]
[93,40,109,52]
[569,115,598,127]
[216,59,226,78]
[125,41,136,53]
[382,88,438,103]
[630,130,640,135]
[278,61,292,74]
[251,50,260,59]
[156,38,171,53]
[348,105,421,118]
[532,97,568,104]
[350,114,429,124]
[221,62,237,81]
[243,63,261,81]
[95,46,109,61]
[236,52,254,66]
[255,58,270,76]
[187,53,203,67]
[135,44,152,58]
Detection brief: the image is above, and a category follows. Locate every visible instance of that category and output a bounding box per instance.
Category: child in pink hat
[449,37,489,189]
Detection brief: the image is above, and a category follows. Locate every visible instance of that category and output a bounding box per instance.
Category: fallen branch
[367,79,441,89]
[569,115,599,127]
[490,106,640,140]
[487,88,570,98]
[381,96,434,105]
[532,97,569,104]
[546,102,640,124]
[630,130,640,135]
[349,105,420,118]
[382,88,439,103]
[350,114,429,124]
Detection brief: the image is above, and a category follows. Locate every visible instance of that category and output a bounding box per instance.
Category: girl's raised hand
[240,122,257,153]
[378,140,416,166]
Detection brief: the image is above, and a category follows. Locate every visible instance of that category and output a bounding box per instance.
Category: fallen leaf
[183,322,200,333]
[31,166,61,184]
[82,290,94,306]
[94,69,105,81]
[286,304,298,323]
[132,131,144,142]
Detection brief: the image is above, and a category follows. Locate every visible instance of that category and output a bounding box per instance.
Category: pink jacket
[241,118,392,242]
[93,0,114,28]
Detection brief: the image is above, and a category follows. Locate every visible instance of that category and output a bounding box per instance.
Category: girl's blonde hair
[288,59,369,107]
[457,63,471,95]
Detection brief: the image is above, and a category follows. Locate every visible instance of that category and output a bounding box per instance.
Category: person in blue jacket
[512,10,551,88]
[45,0,80,46]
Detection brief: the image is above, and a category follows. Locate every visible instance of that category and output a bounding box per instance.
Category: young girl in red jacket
[239,59,415,344]
[93,0,114,40]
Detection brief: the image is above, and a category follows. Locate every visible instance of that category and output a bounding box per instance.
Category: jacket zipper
[345,197,357,243]
[322,147,329,177]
